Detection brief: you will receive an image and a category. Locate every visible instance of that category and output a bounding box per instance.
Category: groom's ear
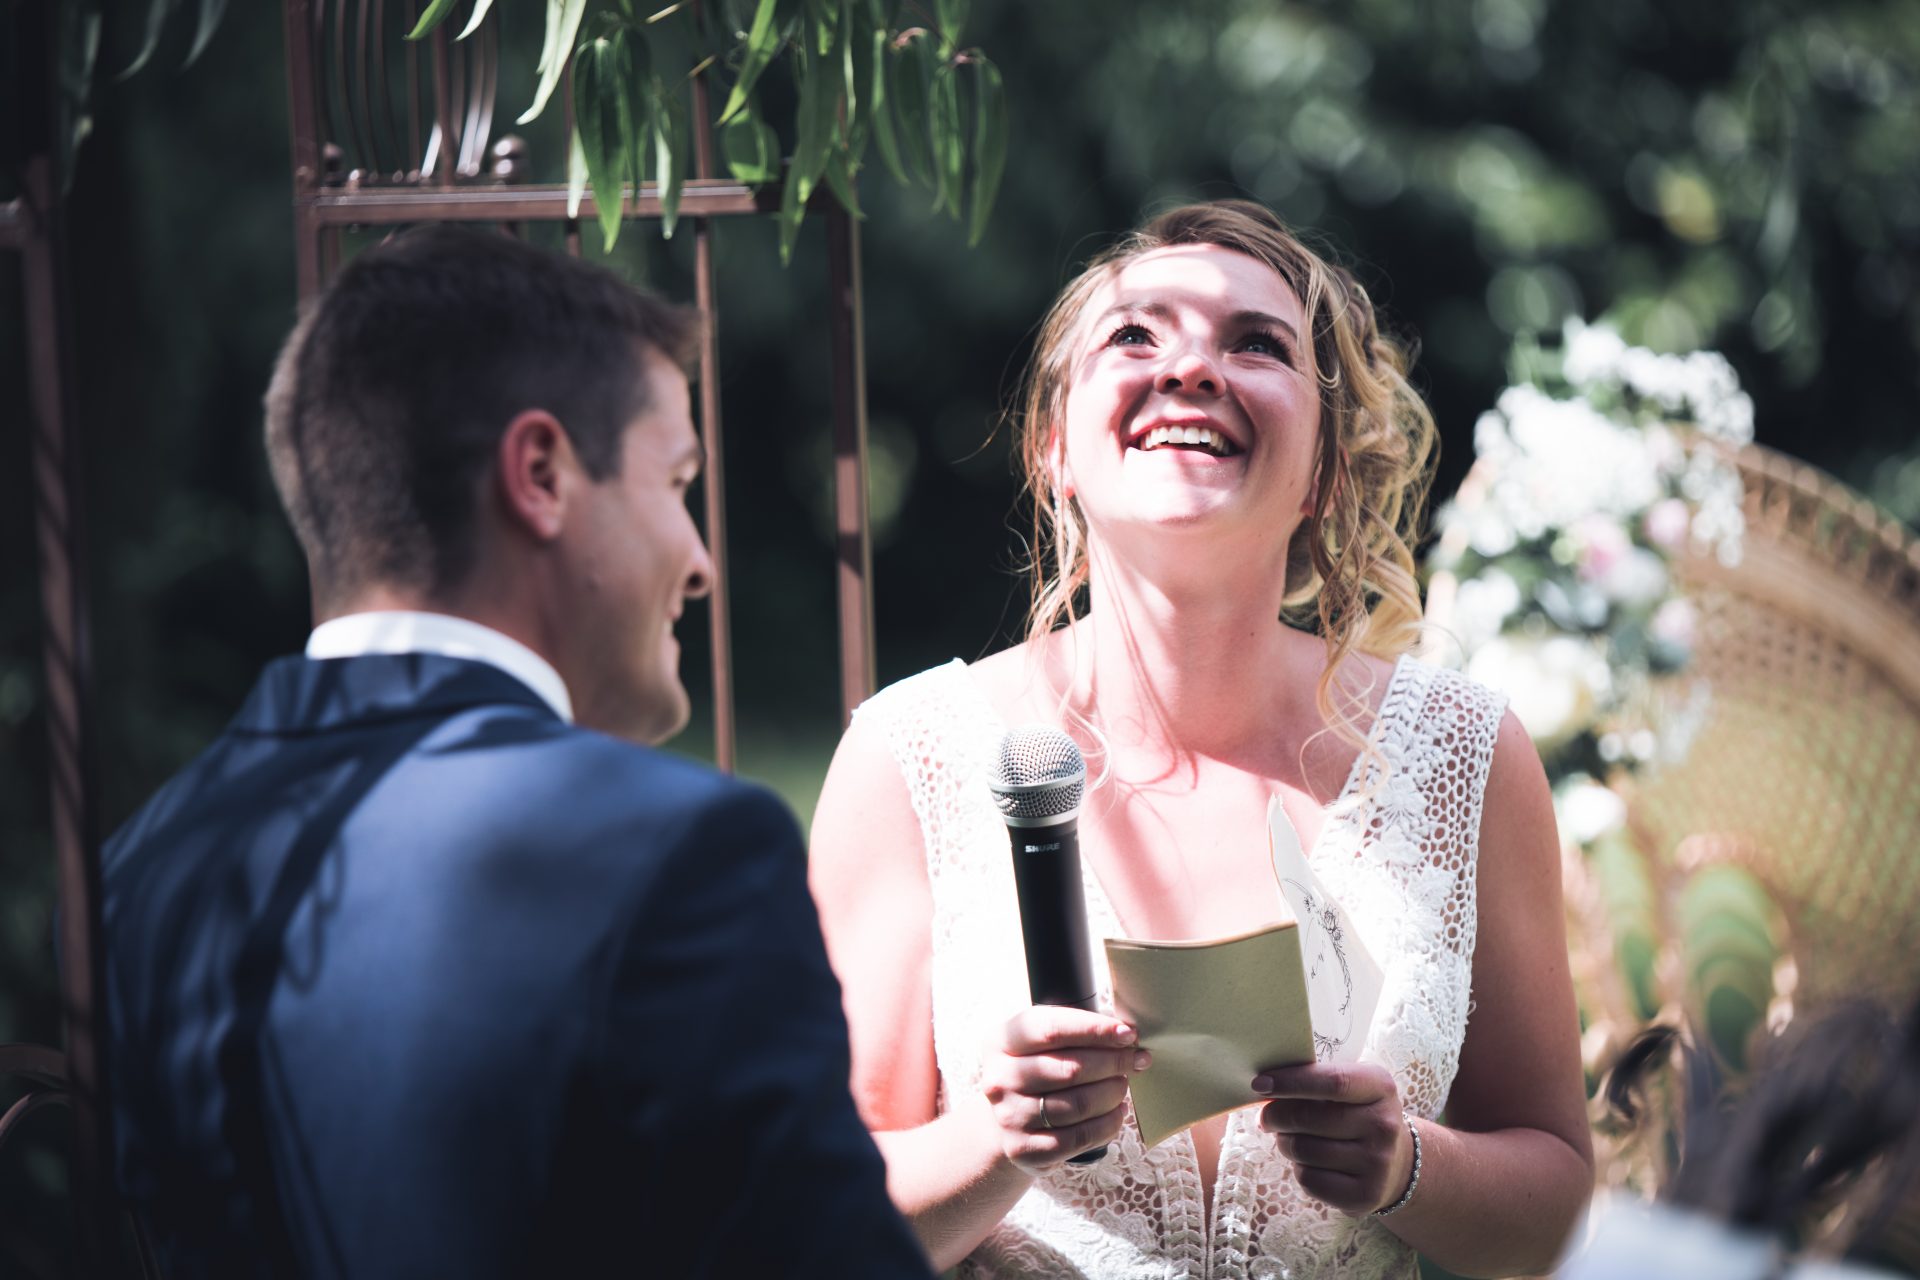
[495,409,582,543]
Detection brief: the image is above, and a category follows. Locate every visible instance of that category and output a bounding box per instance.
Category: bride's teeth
[1133,424,1238,453]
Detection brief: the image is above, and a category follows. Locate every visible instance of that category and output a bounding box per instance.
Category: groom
[98,227,929,1277]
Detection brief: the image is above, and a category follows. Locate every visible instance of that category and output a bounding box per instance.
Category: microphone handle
[1006,815,1109,1166]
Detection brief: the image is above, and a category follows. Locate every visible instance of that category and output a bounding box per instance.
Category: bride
[808,200,1593,1278]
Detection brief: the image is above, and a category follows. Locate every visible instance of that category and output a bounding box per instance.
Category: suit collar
[305,611,573,723]
[230,653,558,736]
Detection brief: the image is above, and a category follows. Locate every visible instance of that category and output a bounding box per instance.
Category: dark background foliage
[4,0,1917,1271]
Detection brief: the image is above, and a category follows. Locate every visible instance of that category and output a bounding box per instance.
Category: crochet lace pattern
[860,656,1507,1279]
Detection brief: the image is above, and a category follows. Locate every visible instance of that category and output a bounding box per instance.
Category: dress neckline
[950,651,1416,945]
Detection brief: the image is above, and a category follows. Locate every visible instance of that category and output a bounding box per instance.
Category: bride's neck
[1046,556,1322,769]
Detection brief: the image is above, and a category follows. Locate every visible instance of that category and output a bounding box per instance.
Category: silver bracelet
[1374,1113,1422,1217]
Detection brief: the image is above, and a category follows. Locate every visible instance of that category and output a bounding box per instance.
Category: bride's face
[1055,244,1323,562]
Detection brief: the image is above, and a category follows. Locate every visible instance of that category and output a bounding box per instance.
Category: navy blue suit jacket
[100,653,929,1278]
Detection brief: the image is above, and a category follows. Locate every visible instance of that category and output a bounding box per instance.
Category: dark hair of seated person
[1600,996,1920,1270]
[262,224,698,609]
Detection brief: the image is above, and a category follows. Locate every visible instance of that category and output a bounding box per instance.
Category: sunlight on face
[1057,245,1323,560]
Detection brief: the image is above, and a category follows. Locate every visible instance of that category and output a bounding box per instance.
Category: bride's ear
[1048,425,1074,499]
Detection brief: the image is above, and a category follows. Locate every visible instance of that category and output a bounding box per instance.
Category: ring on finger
[1039,1095,1054,1131]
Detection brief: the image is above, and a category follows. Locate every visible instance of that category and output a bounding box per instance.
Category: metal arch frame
[5,4,114,1271]
[283,0,879,765]
[2,2,871,1271]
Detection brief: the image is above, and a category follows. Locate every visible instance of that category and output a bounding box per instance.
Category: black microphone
[988,726,1109,1165]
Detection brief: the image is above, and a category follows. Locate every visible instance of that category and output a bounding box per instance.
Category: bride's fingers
[991,1081,1131,1171]
[1258,1097,1398,1143]
[1015,1076,1131,1135]
[1291,1165,1375,1217]
[1001,1006,1138,1057]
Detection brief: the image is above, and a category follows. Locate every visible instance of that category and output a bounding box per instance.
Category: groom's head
[263,227,715,744]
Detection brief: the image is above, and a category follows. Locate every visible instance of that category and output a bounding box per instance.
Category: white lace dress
[857,655,1508,1279]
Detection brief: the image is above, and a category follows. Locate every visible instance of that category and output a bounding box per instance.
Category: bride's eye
[1239,328,1293,362]
[1106,322,1153,348]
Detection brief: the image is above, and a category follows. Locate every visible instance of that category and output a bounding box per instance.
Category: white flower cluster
[1561,320,1755,446]
[1431,320,1756,763]
[1468,388,1665,556]
[1562,319,1751,568]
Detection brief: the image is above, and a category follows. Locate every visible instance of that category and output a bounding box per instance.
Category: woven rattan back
[1625,443,1920,1013]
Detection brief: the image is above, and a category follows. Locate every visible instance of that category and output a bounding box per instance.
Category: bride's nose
[1156,343,1222,397]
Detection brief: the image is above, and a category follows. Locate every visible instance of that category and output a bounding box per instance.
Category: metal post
[825,202,875,724]
[22,147,111,1271]
[285,0,325,299]
[688,46,736,772]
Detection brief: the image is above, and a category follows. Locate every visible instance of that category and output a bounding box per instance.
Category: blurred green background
[4,0,1919,1269]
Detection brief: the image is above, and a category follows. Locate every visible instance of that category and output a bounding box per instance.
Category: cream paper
[1103,797,1383,1148]
[1267,794,1383,1065]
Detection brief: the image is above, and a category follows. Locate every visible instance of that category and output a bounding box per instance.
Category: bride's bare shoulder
[962,639,1051,722]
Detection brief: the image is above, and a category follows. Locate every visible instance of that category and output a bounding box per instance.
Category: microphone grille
[987,726,1086,822]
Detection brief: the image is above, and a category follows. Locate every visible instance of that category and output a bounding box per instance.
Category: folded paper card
[1268,794,1383,1066]
[1104,796,1383,1148]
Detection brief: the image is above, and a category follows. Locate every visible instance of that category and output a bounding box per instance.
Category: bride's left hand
[1253,1062,1416,1218]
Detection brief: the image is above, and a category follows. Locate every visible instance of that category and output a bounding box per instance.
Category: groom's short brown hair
[264,226,697,606]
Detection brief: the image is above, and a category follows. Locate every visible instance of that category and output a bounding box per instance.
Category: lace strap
[856,660,992,876]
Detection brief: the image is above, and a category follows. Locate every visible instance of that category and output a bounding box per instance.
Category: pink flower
[1574,515,1631,582]
[1643,498,1691,553]
[1650,598,1696,653]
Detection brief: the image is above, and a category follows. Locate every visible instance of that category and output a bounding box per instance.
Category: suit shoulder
[525,726,799,851]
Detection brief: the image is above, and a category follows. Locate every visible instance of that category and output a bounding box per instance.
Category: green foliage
[400,0,1011,260]
[1676,864,1779,1071]
[1589,830,1662,1021]
[122,0,229,78]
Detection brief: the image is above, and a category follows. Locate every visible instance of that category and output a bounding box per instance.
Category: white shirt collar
[305,611,574,723]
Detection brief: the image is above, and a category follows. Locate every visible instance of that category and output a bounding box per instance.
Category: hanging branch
[408,0,1010,260]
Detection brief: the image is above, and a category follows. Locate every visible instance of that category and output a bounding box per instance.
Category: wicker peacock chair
[1540,441,1920,1269]
[1614,442,1920,1023]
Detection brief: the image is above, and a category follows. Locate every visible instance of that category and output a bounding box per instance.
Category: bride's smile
[1059,243,1322,550]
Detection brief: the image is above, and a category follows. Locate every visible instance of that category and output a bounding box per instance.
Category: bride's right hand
[979,1007,1150,1170]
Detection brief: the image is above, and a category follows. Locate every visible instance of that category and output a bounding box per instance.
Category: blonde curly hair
[1014,200,1438,747]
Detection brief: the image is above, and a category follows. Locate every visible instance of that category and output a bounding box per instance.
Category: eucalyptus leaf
[823,147,864,218]
[519,0,589,124]
[720,97,779,183]
[534,0,563,72]
[933,0,967,51]
[566,123,590,220]
[654,78,687,239]
[791,27,843,206]
[889,30,934,189]
[626,32,654,194]
[930,60,962,218]
[455,0,497,42]
[121,0,181,79]
[806,0,837,55]
[717,0,783,126]
[405,0,463,42]
[866,23,905,182]
[573,36,630,251]
[840,0,863,158]
[56,7,102,197]
[966,55,1006,246]
[777,150,807,265]
[182,0,229,68]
